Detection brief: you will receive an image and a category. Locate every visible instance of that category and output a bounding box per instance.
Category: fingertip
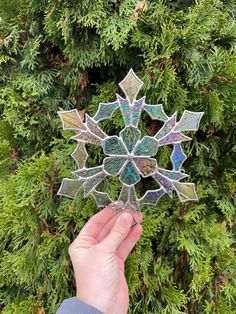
[118,212,133,227]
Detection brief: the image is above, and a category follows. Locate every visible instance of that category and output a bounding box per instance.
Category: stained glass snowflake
[57,69,204,211]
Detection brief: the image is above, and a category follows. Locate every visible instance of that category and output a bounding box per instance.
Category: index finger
[78,205,118,239]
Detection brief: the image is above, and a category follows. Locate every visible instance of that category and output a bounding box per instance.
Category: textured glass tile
[86,114,107,139]
[83,173,106,196]
[119,161,140,186]
[172,182,198,202]
[155,113,176,140]
[143,104,168,121]
[120,126,141,153]
[170,143,187,171]
[92,190,112,207]
[152,172,173,196]
[119,68,143,103]
[93,101,119,122]
[174,110,204,132]
[72,131,103,146]
[157,168,188,180]
[115,185,139,211]
[57,178,84,199]
[117,95,131,126]
[158,132,191,146]
[134,136,158,156]
[71,143,88,169]
[132,97,144,127]
[58,109,86,131]
[133,157,156,177]
[104,157,126,176]
[139,188,165,206]
[73,166,103,178]
[103,136,127,155]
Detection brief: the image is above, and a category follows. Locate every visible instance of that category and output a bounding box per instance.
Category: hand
[68,206,143,314]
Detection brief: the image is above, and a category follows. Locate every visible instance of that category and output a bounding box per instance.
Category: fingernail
[119,212,132,226]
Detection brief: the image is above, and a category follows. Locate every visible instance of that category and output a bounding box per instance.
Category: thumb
[98,212,133,253]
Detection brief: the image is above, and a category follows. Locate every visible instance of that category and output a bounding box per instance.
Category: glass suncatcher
[58,69,204,211]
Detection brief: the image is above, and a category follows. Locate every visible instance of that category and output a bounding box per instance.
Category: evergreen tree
[0,0,236,313]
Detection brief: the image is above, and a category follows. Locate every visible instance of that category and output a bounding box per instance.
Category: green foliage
[0,0,236,313]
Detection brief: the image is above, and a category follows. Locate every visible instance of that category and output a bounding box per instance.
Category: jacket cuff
[56,297,104,314]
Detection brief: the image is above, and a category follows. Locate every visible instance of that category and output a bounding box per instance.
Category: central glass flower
[103,126,158,186]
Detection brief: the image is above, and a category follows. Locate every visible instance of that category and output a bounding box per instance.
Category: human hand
[68,206,143,314]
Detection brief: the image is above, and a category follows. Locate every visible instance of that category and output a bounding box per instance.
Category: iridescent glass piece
[103,157,126,176]
[119,68,143,103]
[134,136,158,156]
[170,143,187,171]
[155,113,176,140]
[158,132,191,146]
[92,191,112,207]
[74,166,103,178]
[58,109,86,131]
[120,161,140,186]
[103,136,127,155]
[94,101,119,122]
[139,188,165,206]
[120,126,141,153]
[134,157,156,177]
[71,143,88,169]
[143,104,168,121]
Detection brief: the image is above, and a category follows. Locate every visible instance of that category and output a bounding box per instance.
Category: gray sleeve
[56,297,104,314]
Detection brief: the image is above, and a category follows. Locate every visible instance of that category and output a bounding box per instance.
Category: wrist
[76,291,109,313]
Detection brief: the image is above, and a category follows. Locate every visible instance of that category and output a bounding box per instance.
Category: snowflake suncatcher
[57,69,204,211]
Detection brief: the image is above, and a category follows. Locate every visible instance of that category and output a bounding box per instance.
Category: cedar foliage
[0,0,236,313]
